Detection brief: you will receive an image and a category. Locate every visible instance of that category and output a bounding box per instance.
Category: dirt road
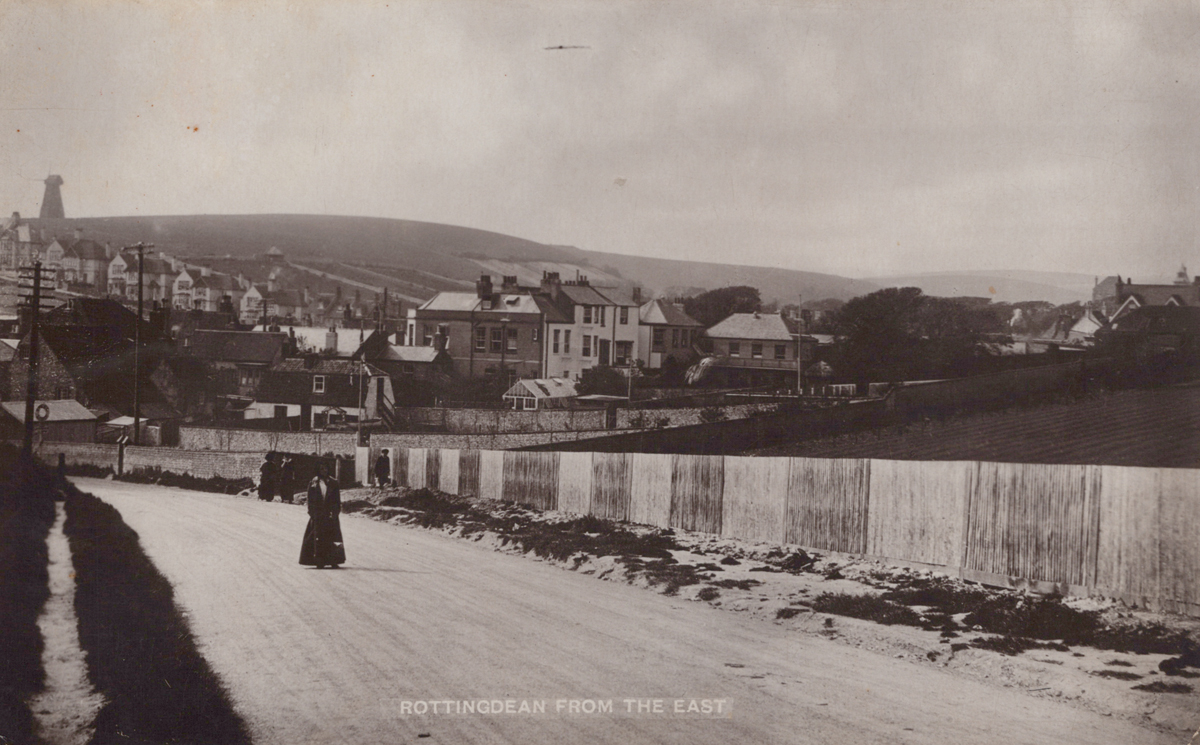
[73,478,1180,745]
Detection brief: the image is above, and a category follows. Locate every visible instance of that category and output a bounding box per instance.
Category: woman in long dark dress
[299,464,345,569]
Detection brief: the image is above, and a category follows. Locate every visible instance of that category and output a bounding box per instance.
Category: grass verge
[63,464,254,496]
[62,483,252,745]
[0,446,56,745]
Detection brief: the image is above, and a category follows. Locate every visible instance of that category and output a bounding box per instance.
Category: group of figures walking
[257,453,346,570]
[257,452,297,503]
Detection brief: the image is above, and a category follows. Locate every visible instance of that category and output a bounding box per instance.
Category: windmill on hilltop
[39,175,64,219]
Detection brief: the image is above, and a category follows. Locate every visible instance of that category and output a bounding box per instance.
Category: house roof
[503,377,578,400]
[186,330,287,364]
[592,287,640,306]
[195,273,240,292]
[266,289,305,307]
[253,325,364,356]
[380,345,444,363]
[0,343,14,362]
[66,239,109,261]
[556,284,614,306]
[418,291,543,315]
[43,298,164,340]
[1107,305,1200,336]
[639,299,704,327]
[1122,283,1200,307]
[531,294,572,323]
[1,399,97,423]
[705,312,797,341]
[127,256,175,276]
[270,358,385,376]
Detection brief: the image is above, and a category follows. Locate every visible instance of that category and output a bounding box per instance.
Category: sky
[1,0,1198,281]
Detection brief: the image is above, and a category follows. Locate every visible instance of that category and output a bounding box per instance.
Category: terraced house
[539,272,640,380]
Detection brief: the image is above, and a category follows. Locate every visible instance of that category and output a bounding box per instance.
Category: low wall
[368,445,1200,617]
[27,441,268,481]
[179,426,358,455]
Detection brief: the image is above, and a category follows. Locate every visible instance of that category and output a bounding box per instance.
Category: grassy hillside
[28,214,878,303]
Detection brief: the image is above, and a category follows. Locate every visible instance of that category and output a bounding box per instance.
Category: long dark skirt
[298,515,346,567]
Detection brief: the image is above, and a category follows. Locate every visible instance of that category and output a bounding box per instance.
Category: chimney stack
[540,271,561,300]
[476,274,493,299]
[501,275,519,292]
[324,327,338,354]
[74,227,83,241]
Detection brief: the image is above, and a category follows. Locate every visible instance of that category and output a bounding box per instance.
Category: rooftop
[705,312,798,341]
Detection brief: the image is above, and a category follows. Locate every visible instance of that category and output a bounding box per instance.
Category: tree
[683,286,762,328]
[577,366,627,397]
[832,288,1003,383]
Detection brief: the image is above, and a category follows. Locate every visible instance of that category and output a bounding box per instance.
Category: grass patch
[776,607,806,620]
[1131,681,1193,694]
[63,484,252,745]
[1105,659,1134,667]
[0,445,56,745]
[1090,670,1143,681]
[809,593,923,626]
[969,636,1068,656]
[709,578,762,591]
[117,466,255,496]
[697,587,721,601]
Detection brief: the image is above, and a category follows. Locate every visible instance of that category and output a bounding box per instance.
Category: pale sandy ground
[29,504,105,745]
[74,478,1190,745]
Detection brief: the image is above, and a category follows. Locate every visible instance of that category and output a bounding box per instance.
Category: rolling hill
[27,214,877,304]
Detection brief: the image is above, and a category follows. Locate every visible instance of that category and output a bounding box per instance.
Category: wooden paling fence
[364,446,1200,616]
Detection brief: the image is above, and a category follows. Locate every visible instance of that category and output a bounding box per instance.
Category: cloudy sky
[1,0,1197,280]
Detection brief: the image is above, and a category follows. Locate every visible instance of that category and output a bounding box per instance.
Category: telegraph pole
[130,242,153,445]
[20,261,43,459]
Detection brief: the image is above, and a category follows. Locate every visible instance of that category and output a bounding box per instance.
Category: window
[313,375,326,393]
[490,328,503,352]
[274,405,288,419]
[729,342,740,357]
[672,328,680,348]
[599,307,605,327]
[681,330,690,347]
[652,328,665,351]
[507,327,518,352]
[532,326,539,342]
[563,330,571,353]
[475,327,487,351]
[620,306,629,325]
[615,340,633,365]
[582,334,592,357]
[402,363,415,375]
[775,344,787,360]
[422,324,433,346]
[553,329,561,354]
[583,306,592,324]
[751,343,763,358]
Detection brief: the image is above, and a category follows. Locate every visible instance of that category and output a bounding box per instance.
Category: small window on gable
[313,375,326,393]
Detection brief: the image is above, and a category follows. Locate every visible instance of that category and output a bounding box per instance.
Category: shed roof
[502,377,578,400]
[1,399,97,423]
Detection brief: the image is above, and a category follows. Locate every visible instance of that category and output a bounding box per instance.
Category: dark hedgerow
[0,446,56,745]
[63,485,252,745]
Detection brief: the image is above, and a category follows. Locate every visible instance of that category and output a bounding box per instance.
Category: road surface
[74,478,1179,745]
